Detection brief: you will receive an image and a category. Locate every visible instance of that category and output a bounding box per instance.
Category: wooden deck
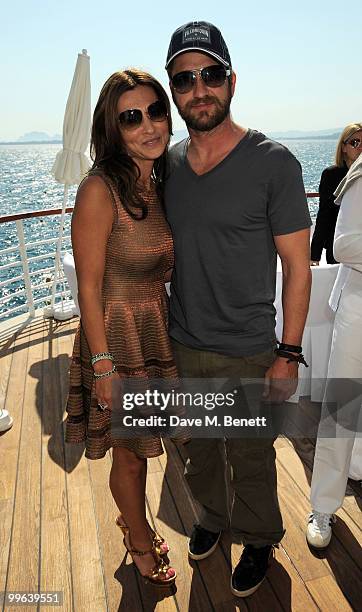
[0,314,361,612]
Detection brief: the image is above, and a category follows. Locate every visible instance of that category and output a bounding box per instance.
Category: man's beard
[177,93,232,132]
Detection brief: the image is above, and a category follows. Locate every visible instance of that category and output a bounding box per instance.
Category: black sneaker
[188,524,221,560]
[231,544,273,597]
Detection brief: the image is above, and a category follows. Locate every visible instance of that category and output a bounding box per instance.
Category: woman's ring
[97,403,108,411]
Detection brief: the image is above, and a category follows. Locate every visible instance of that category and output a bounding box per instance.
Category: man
[164,21,312,597]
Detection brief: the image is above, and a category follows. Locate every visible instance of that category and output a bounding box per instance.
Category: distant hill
[17,131,62,142]
[1,130,186,146]
[171,128,341,142]
[267,128,341,140]
[0,131,62,145]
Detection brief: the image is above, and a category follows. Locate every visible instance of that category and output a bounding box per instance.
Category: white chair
[62,252,80,317]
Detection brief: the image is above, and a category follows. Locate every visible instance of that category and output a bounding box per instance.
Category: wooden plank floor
[0,314,361,612]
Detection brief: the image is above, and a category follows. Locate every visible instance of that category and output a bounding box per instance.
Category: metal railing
[0,207,74,320]
[0,194,320,322]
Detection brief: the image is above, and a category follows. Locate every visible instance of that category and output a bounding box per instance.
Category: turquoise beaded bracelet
[91,352,114,366]
[93,364,117,379]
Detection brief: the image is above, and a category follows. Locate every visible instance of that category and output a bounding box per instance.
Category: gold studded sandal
[122,532,176,587]
[116,513,170,556]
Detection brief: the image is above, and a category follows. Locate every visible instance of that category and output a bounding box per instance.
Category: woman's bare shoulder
[74,173,114,215]
[76,173,111,201]
[72,175,114,235]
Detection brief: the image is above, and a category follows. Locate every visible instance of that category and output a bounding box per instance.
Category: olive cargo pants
[172,339,285,546]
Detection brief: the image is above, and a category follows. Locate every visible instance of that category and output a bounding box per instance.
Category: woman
[65,69,177,585]
[307,140,362,548]
[310,122,362,265]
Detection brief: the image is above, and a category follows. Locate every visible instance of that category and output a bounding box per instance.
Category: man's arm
[264,228,312,401]
[276,227,311,345]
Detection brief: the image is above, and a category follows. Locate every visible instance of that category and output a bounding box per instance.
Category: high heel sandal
[122,532,176,587]
[115,513,170,556]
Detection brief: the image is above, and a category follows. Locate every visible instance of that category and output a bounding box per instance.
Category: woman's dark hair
[90,69,173,219]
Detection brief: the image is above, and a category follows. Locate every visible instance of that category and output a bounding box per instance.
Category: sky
[1,0,361,140]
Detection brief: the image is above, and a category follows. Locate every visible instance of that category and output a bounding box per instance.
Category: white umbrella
[45,48,91,319]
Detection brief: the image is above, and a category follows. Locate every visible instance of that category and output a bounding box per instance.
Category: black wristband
[275,348,309,367]
[277,342,302,354]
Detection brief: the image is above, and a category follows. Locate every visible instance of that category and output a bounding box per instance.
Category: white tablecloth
[275,263,340,402]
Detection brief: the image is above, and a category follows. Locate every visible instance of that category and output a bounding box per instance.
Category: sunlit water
[0,139,337,318]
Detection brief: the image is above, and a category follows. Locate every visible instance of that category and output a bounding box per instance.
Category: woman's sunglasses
[118,100,168,130]
[171,65,231,94]
[345,137,362,149]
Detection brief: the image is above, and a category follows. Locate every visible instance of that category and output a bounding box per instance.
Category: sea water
[0,139,338,318]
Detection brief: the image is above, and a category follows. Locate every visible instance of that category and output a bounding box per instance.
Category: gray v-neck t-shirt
[165,129,312,356]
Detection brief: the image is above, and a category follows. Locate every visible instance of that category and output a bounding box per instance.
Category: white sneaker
[0,409,13,433]
[306,511,336,548]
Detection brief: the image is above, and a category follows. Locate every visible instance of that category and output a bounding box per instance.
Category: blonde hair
[335,122,362,166]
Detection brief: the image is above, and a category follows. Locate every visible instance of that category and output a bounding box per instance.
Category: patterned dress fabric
[65,172,178,459]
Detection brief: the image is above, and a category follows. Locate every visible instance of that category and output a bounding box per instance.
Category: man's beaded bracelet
[93,364,117,379]
[91,352,114,366]
[275,349,309,367]
[277,342,302,354]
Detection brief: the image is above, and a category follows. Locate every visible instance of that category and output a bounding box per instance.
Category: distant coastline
[0,127,343,146]
[0,135,340,146]
[275,134,339,141]
[0,131,62,146]
[0,140,62,145]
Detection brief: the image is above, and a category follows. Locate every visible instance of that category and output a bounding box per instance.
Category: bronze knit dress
[65,173,178,459]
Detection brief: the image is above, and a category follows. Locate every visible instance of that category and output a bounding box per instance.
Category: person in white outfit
[307,133,362,548]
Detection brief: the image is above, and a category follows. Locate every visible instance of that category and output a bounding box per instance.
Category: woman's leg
[110,447,149,544]
[110,446,175,579]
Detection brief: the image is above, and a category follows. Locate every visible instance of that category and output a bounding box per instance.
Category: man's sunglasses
[345,137,362,149]
[171,65,231,94]
[118,100,168,130]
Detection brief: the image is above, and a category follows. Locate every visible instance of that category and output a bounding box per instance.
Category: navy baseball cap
[165,21,231,70]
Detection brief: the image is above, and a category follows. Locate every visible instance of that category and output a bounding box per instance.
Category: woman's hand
[95,376,119,411]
